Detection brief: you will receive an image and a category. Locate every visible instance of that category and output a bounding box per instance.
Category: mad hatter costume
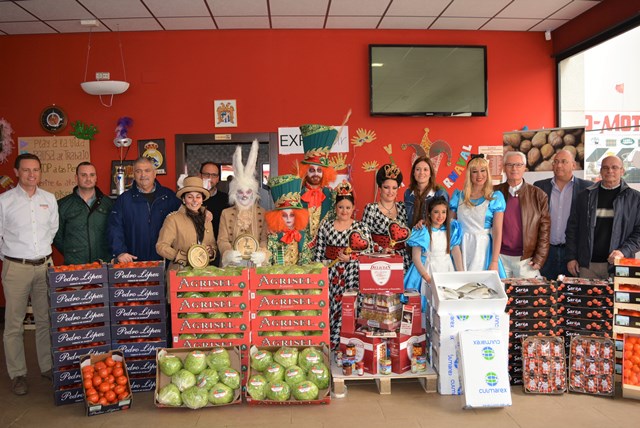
[265,175,312,265]
[297,124,338,246]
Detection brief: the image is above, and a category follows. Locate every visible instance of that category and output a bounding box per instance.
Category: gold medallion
[233,234,259,260]
[187,244,210,269]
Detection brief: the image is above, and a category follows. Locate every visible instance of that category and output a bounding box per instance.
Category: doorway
[175,132,278,210]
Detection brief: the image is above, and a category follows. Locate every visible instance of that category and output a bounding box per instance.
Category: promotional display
[358,254,404,294]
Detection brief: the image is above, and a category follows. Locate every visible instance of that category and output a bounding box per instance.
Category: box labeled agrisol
[458,329,511,408]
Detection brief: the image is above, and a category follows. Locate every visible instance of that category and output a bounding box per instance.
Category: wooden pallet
[331,362,437,396]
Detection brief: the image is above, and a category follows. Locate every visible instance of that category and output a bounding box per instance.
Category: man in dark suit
[534,149,592,280]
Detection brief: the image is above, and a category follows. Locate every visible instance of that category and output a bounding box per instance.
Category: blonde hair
[462,157,494,207]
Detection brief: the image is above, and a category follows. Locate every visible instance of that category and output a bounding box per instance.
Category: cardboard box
[339,331,386,375]
[615,291,640,304]
[154,347,242,408]
[557,282,613,295]
[125,357,157,376]
[358,255,404,294]
[108,261,165,284]
[50,305,110,328]
[507,306,557,319]
[458,329,512,408]
[615,262,640,278]
[53,367,82,388]
[388,333,427,374]
[169,270,249,293]
[556,316,612,331]
[432,312,509,337]
[505,282,557,296]
[431,271,507,314]
[49,286,109,309]
[556,305,612,319]
[80,350,132,416]
[109,284,165,302]
[340,291,358,334]
[430,340,462,395]
[52,343,111,369]
[129,375,156,393]
[557,294,613,307]
[54,384,85,406]
[507,295,557,308]
[48,263,108,287]
[110,303,166,321]
[112,340,167,358]
[50,324,110,347]
[111,322,167,340]
[245,345,331,405]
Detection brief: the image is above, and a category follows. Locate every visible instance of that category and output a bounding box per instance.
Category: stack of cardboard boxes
[108,261,167,393]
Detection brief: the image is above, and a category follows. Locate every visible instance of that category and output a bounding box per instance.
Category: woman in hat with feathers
[156,176,217,270]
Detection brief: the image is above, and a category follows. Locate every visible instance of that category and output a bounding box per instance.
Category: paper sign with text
[278,126,349,155]
[18,136,90,199]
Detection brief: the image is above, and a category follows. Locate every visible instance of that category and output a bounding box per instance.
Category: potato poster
[503,127,585,171]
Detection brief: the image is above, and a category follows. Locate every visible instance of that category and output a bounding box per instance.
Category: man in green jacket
[54,162,113,264]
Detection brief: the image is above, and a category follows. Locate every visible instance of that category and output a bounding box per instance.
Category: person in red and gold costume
[265,175,312,265]
[297,124,337,250]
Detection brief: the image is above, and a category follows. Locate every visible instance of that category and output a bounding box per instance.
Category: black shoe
[41,369,53,380]
[12,376,28,395]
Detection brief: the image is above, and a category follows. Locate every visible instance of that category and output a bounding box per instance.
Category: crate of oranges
[623,333,640,400]
[80,350,132,416]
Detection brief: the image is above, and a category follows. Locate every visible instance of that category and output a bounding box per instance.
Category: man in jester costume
[265,175,312,265]
[297,124,338,250]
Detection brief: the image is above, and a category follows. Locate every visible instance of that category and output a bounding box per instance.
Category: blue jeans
[540,244,569,281]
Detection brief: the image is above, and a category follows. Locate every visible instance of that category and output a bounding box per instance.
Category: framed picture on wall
[214,100,237,128]
[110,160,135,195]
[138,138,166,174]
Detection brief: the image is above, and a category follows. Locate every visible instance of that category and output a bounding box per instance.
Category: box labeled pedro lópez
[359,255,404,294]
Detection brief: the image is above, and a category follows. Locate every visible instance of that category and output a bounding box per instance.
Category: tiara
[384,164,401,179]
[336,180,353,196]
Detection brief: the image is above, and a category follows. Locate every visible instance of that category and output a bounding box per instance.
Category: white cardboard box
[458,329,512,408]
[430,328,462,395]
[430,271,507,314]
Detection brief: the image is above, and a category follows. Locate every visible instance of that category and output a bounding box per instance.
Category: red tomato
[92,376,102,387]
[116,376,128,386]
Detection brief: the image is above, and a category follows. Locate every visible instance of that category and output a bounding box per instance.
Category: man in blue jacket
[534,149,592,280]
[566,155,640,279]
[109,157,181,263]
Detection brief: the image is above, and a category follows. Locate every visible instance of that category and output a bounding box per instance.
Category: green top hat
[299,124,338,167]
[268,175,303,210]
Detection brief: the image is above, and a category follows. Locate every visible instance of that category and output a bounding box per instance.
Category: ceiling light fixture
[80,22,130,107]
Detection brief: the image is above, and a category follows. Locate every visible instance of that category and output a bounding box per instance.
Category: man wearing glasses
[199,162,230,264]
[534,150,592,280]
[495,151,550,278]
[566,155,640,279]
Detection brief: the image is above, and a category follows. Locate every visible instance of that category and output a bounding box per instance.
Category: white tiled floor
[1,331,638,428]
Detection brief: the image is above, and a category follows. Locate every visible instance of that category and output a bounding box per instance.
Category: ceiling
[0,0,602,36]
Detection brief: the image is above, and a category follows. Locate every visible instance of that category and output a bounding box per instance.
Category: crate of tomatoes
[80,350,132,416]
[108,260,165,285]
[48,262,108,287]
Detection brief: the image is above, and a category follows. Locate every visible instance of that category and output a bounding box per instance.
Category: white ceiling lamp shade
[80,22,130,107]
[80,80,129,96]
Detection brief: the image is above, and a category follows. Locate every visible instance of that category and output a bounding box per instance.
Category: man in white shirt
[0,153,58,395]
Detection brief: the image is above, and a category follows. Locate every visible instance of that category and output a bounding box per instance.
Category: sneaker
[12,376,28,395]
[41,369,52,380]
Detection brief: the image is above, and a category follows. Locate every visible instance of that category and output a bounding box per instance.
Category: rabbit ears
[230,139,260,200]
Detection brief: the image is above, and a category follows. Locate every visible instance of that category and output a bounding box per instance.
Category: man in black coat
[565,155,640,279]
[534,149,592,280]
[200,162,229,266]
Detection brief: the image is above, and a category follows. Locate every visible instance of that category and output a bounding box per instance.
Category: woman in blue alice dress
[449,156,506,278]
[404,197,463,323]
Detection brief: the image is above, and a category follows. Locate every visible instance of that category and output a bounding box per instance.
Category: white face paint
[235,188,255,208]
[281,209,295,229]
[306,165,323,187]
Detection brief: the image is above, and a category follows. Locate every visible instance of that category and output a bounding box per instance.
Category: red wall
[0,29,555,208]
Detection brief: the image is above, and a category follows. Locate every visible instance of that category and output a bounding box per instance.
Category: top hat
[299,124,338,167]
[176,176,210,201]
[268,174,303,210]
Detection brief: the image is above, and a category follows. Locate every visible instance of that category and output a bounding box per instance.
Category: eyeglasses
[552,159,571,165]
[201,173,219,178]
[601,165,622,171]
[504,163,525,169]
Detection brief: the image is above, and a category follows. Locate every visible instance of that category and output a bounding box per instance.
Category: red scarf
[301,187,325,207]
[281,230,302,244]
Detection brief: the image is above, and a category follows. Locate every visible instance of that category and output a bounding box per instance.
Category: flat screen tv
[369,45,487,117]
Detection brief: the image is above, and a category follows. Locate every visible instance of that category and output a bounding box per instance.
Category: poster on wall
[138,138,166,174]
[110,160,135,195]
[478,145,505,183]
[18,136,90,199]
[585,111,640,183]
[214,100,237,128]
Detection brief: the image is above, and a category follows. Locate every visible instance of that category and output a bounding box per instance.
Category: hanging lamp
[80,21,130,107]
